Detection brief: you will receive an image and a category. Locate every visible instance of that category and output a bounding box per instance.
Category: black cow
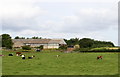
[28,57,33,59]
[8,54,13,56]
[22,57,25,59]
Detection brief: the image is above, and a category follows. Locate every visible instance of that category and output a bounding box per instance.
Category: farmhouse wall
[12,39,66,49]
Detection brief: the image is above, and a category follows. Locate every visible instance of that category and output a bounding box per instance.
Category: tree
[14,36,25,39]
[14,36,20,39]
[65,38,79,46]
[64,38,115,48]
[92,40,114,48]
[59,45,67,50]
[32,36,38,39]
[21,37,25,39]
[79,38,94,48]
[40,45,43,50]
[2,34,13,49]
[32,36,42,39]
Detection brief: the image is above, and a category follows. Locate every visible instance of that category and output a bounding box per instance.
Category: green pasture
[91,47,119,50]
[1,50,119,75]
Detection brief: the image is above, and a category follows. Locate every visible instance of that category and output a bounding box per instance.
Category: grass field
[1,50,119,75]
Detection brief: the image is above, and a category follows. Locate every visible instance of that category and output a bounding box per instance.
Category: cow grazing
[28,56,32,59]
[16,52,21,56]
[36,49,41,52]
[97,56,102,60]
[16,54,19,56]
[8,54,13,56]
[21,55,25,59]
[56,55,60,58]
[28,55,35,59]
[32,55,35,57]
[0,55,5,56]
[22,57,25,59]
[19,54,23,56]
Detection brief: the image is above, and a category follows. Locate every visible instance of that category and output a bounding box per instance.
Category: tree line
[64,38,114,48]
[1,34,115,49]
[14,36,42,39]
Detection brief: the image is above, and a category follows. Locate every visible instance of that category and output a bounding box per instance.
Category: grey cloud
[2,17,51,32]
[2,2,117,36]
[54,8,117,34]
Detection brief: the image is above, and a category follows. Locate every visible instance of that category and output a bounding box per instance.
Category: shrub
[36,45,43,50]
[59,45,67,50]
[35,45,43,52]
[22,46,31,50]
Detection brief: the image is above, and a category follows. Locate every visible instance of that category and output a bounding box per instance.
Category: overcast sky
[1,0,119,45]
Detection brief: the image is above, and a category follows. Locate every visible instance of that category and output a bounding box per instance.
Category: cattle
[0,55,5,56]
[97,56,102,60]
[19,54,22,56]
[16,52,21,56]
[32,55,35,57]
[28,55,35,59]
[22,57,25,59]
[36,49,41,52]
[16,54,19,56]
[56,55,60,58]
[28,56,32,59]
[8,54,13,56]
[21,55,25,59]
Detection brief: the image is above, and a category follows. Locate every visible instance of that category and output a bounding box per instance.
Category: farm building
[67,45,80,52]
[12,39,67,49]
[67,45,75,52]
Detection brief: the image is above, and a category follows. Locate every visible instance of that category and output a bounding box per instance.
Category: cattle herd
[8,52,35,60]
[2,52,103,60]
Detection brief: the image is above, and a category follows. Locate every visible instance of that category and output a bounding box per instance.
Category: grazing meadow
[1,50,119,75]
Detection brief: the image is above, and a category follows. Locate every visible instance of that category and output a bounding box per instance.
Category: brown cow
[16,52,21,56]
[97,56,102,60]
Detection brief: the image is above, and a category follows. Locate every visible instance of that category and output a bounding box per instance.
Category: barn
[12,39,67,49]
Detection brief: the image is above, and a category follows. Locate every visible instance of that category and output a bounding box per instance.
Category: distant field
[91,47,119,50]
[2,50,119,75]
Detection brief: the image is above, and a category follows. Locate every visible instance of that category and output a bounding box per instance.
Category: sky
[1,0,119,46]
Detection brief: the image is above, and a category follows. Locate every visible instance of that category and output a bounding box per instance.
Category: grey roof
[12,39,66,47]
[48,39,66,44]
[13,39,51,44]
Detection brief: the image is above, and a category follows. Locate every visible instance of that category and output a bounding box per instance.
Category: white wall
[44,43,59,49]
[23,43,60,49]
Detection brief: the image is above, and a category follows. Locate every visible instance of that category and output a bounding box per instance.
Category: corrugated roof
[12,39,66,47]
[48,39,66,44]
[13,39,51,44]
